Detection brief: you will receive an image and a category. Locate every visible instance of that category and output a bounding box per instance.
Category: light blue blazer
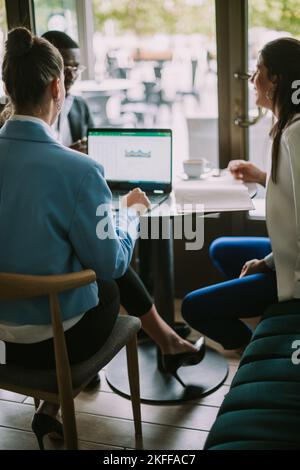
[0,119,138,325]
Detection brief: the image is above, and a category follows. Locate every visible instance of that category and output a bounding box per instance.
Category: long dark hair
[261,38,300,183]
[2,27,63,113]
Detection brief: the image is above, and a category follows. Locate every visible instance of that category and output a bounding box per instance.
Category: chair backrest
[0,269,96,445]
[0,270,96,300]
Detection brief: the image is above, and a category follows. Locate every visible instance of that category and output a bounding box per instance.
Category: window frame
[216,0,249,168]
[5,0,36,32]
[75,0,94,80]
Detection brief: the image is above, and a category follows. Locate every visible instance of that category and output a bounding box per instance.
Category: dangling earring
[266,89,274,101]
[54,97,61,112]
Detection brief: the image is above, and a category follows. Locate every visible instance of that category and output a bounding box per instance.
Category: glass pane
[34,0,78,41]
[0,0,7,103]
[248,0,300,196]
[87,0,219,176]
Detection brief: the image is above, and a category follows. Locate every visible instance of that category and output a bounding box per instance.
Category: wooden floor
[0,302,242,450]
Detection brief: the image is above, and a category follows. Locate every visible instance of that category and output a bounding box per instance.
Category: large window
[248,0,300,195]
[88,0,219,176]
[33,0,78,40]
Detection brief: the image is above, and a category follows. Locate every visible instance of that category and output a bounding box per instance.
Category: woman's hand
[228,160,266,186]
[239,258,270,278]
[69,137,88,154]
[122,188,150,215]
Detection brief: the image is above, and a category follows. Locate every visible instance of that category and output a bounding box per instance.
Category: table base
[106,341,228,402]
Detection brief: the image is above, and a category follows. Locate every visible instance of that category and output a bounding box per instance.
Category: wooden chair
[0,270,142,450]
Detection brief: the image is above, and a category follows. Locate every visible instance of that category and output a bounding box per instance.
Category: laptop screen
[88,129,172,192]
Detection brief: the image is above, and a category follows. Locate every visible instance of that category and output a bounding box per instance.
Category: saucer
[177,173,201,181]
[178,170,212,181]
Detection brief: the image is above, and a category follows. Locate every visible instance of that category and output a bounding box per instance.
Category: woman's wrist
[258,171,267,187]
[259,258,271,272]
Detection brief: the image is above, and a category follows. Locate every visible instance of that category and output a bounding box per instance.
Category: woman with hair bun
[0,28,204,449]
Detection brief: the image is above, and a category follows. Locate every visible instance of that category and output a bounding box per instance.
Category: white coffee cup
[183,158,210,179]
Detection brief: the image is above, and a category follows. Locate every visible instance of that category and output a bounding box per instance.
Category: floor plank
[224,364,239,386]
[0,400,207,449]
[191,385,230,407]
[75,412,208,450]
[0,400,33,431]
[75,390,218,431]
[0,390,27,403]
[78,441,124,450]
[0,428,38,450]
[0,427,124,450]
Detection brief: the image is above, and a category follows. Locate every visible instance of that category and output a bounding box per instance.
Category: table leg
[151,220,190,338]
[151,221,175,327]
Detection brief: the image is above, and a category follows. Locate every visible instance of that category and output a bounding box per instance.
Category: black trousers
[6,266,153,369]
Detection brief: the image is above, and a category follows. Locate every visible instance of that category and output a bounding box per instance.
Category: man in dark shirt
[42,30,94,153]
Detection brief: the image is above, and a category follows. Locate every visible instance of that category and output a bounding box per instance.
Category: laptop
[87,128,172,210]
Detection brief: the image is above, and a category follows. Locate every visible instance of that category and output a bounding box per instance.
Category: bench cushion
[205,300,300,450]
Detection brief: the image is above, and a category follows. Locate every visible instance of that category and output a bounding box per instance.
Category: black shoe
[31,413,64,450]
[161,337,206,374]
[85,373,101,389]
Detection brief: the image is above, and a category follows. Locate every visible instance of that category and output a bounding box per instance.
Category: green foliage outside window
[1,0,299,38]
[1,0,299,41]
[92,0,300,37]
[0,0,6,34]
[93,0,216,37]
[250,0,300,36]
